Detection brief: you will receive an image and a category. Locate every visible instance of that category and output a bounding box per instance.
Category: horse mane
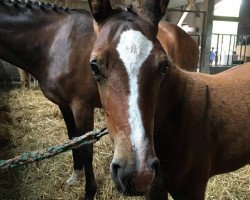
[0,0,77,13]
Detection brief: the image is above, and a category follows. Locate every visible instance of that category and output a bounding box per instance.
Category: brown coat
[151,63,250,199]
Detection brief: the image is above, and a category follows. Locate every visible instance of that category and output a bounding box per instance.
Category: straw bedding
[0,89,249,200]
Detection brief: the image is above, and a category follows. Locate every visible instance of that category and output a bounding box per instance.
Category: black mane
[0,0,73,13]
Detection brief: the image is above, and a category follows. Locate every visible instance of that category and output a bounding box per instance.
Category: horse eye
[90,61,101,79]
[160,64,166,76]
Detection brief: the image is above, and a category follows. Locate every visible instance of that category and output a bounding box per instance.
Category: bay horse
[0,1,99,199]
[157,20,199,71]
[87,0,250,199]
[0,0,198,199]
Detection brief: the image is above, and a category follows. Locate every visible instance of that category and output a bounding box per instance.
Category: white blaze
[116,29,153,163]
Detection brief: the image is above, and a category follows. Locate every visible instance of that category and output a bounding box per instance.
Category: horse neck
[155,66,206,134]
[0,3,69,77]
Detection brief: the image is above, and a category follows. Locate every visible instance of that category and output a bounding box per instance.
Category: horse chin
[115,182,148,196]
[120,188,148,197]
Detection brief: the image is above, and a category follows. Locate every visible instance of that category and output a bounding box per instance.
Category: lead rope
[0,128,108,170]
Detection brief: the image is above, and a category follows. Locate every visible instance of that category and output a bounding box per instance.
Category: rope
[0,128,108,170]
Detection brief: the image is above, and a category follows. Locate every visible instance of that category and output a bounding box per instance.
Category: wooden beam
[166,9,205,13]
[213,15,249,23]
[177,3,192,27]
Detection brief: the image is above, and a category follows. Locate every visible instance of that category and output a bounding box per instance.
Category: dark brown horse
[0,0,198,199]
[87,0,250,199]
[0,1,99,199]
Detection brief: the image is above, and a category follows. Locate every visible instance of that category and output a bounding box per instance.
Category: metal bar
[199,11,206,72]
[220,35,223,65]
[212,34,250,65]
[227,35,232,65]
[213,33,237,36]
[243,38,247,63]
[232,35,236,58]
[216,34,219,66]
[239,36,243,63]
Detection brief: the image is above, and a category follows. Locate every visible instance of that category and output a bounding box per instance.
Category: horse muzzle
[110,157,159,196]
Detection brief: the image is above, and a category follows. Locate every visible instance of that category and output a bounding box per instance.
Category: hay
[0,89,249,200]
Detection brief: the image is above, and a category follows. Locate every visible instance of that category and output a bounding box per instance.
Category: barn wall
[0,60,19,84]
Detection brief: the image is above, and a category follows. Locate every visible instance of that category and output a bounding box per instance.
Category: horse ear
[142,0,169,24]
[88,0,112,22]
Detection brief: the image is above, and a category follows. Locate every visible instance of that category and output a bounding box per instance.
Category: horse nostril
[112,163,121,172]
[111,162,121,176]
[111,161,135,195]
[148,158,160,174]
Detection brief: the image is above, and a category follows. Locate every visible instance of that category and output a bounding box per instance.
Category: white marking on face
[116,29,153,164]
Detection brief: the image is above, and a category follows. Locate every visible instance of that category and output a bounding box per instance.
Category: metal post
[243,38,247,63]
[200,0,215,73]
[239,35,243,63]
[232,35,236,64]
[216,34,219,66]
[220,35,223,65]
[227,35,232,65]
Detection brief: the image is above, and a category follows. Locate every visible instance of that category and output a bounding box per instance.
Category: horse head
[88,0,169,195]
